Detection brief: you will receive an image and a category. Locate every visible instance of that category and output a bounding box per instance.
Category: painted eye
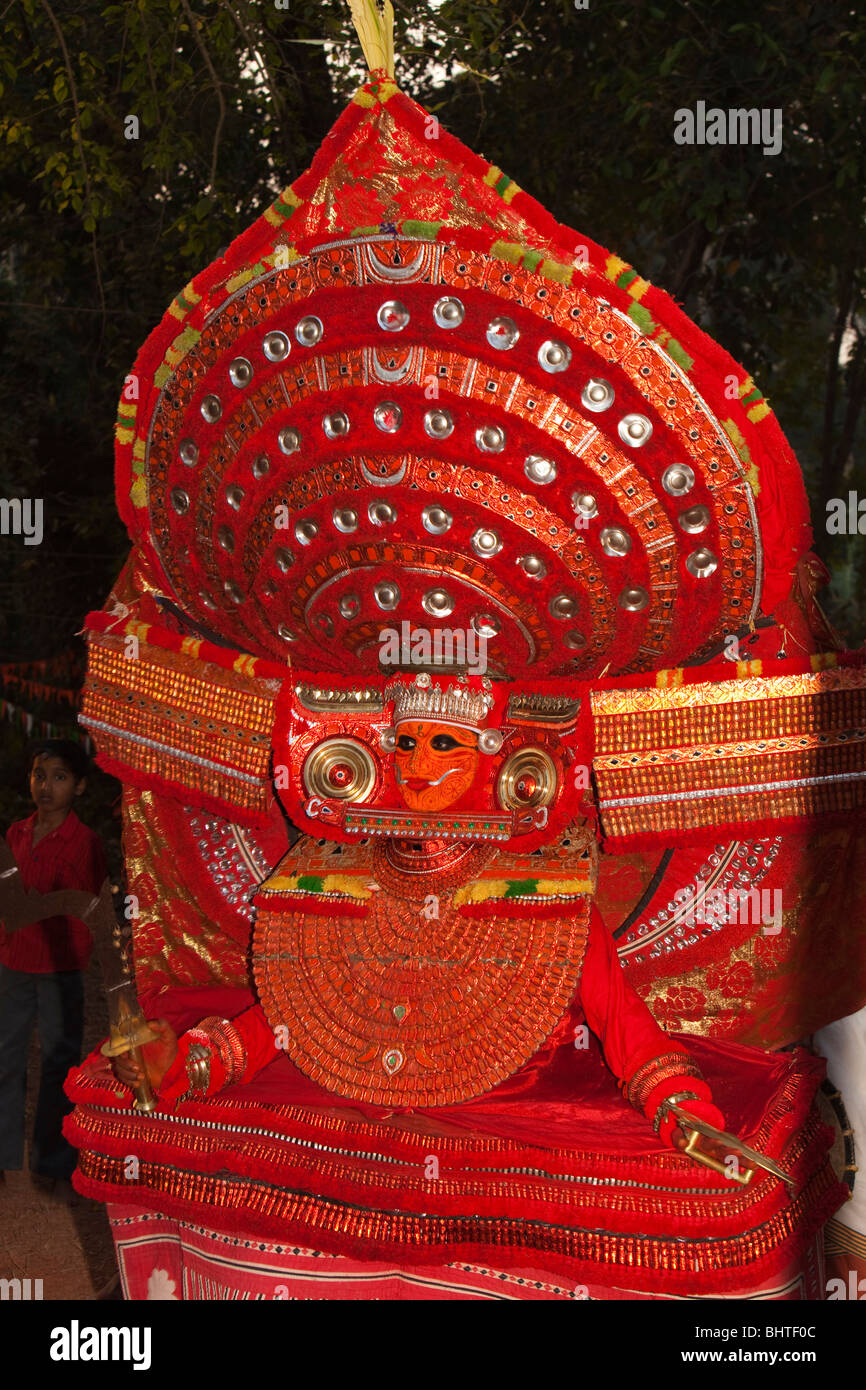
[431,734,460,751]
[397,735,416,751]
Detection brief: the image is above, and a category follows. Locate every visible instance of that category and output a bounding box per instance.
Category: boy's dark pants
[0,964,84,1178]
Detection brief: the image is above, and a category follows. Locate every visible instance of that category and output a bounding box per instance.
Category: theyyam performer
[46,1,866,1299]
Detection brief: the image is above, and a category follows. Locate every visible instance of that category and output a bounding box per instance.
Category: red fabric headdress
[114,15,811,688]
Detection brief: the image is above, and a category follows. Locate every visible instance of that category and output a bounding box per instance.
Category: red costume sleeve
[156,1003,276,1105]
[579,906,725,1145]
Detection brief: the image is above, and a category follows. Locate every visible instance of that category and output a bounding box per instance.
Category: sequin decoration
[140,236,757,680]
[80,620,281,820]
[253,842,591,1107]
[591,664,866,841]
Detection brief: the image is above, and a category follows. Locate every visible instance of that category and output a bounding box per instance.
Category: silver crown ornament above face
[383,673,501,752]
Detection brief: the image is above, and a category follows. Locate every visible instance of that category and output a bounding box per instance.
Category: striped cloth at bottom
[108,1203,825,1301]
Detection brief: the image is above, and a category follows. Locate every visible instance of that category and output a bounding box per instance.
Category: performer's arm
[113,1005,277,1106]
[579,906,725,1147]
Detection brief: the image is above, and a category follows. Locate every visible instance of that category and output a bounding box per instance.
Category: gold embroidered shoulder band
[592,659,866,842]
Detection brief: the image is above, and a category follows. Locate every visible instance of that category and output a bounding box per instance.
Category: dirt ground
[0,955,119,1300]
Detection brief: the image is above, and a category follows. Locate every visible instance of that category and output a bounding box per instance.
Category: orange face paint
[393,719,479,812]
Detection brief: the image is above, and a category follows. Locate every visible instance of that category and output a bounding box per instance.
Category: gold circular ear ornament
[496,746,559,811]
[302,737,379,803]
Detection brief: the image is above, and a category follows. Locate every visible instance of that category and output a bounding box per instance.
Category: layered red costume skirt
[65,986,845,1299]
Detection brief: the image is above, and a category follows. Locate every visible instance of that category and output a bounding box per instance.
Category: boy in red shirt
[0,740,106,1190]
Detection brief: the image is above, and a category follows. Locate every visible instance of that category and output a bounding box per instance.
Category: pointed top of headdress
[348,0,395,80]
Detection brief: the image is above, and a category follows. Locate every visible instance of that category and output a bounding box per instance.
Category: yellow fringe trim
[265,872,372,901]
[453,876,592,907]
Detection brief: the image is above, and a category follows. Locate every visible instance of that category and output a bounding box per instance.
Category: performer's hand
[669,1098,725,1142]
[669,1101,744,1177]
[656,1093,724,1149]
[112,1019,178,1092]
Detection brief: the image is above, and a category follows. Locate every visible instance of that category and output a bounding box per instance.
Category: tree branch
[833,322,866,482]
[219,0,287,128]
[38,0,106,339]
[822,263,854,497]
[179,0,226,190]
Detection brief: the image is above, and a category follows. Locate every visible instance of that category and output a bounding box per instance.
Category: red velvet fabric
[67,994,841,1295]
[140,962,787,1161]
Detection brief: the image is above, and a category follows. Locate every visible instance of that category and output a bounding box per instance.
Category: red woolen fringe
[257,894,369,917]
[85,609,288,681]
[68,1157,845,1295]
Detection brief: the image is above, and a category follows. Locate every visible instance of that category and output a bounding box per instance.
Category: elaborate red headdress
[90,4,866,866]
[114,28,811,684]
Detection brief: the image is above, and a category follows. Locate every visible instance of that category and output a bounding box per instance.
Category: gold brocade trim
[85,630,277,745]
[592,667,866,719]
[593,728,866,770]
[599,781,866,839]
[636,870,858,1050]
[593,690,866,756]
[82,629,280,813]
[641,940,786,1043]
[124,788,252,989]
[75,1147,836,1276]
[595,743,866,805]
[590,672,866,837]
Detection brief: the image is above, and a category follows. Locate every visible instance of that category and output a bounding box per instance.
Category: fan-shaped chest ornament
[116,3,811,693]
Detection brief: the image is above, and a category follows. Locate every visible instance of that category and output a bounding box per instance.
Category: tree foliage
[1,0,865,658]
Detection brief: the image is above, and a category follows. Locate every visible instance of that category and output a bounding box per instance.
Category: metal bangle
[625,1051,690,1103]
[652,1089,702,1137]
[177,1041,212,1104]
[630,1060,702,1113]
[196,1015,248,1086]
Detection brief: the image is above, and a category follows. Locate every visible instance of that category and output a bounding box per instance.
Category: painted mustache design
[394,765,462,788]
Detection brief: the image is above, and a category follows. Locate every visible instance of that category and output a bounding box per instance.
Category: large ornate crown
[114,45,810,689]
[388,675,494,730]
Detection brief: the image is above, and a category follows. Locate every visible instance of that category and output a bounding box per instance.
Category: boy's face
[30,755,84,814]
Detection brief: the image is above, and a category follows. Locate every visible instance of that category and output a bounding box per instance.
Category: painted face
[393,719,480,812]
